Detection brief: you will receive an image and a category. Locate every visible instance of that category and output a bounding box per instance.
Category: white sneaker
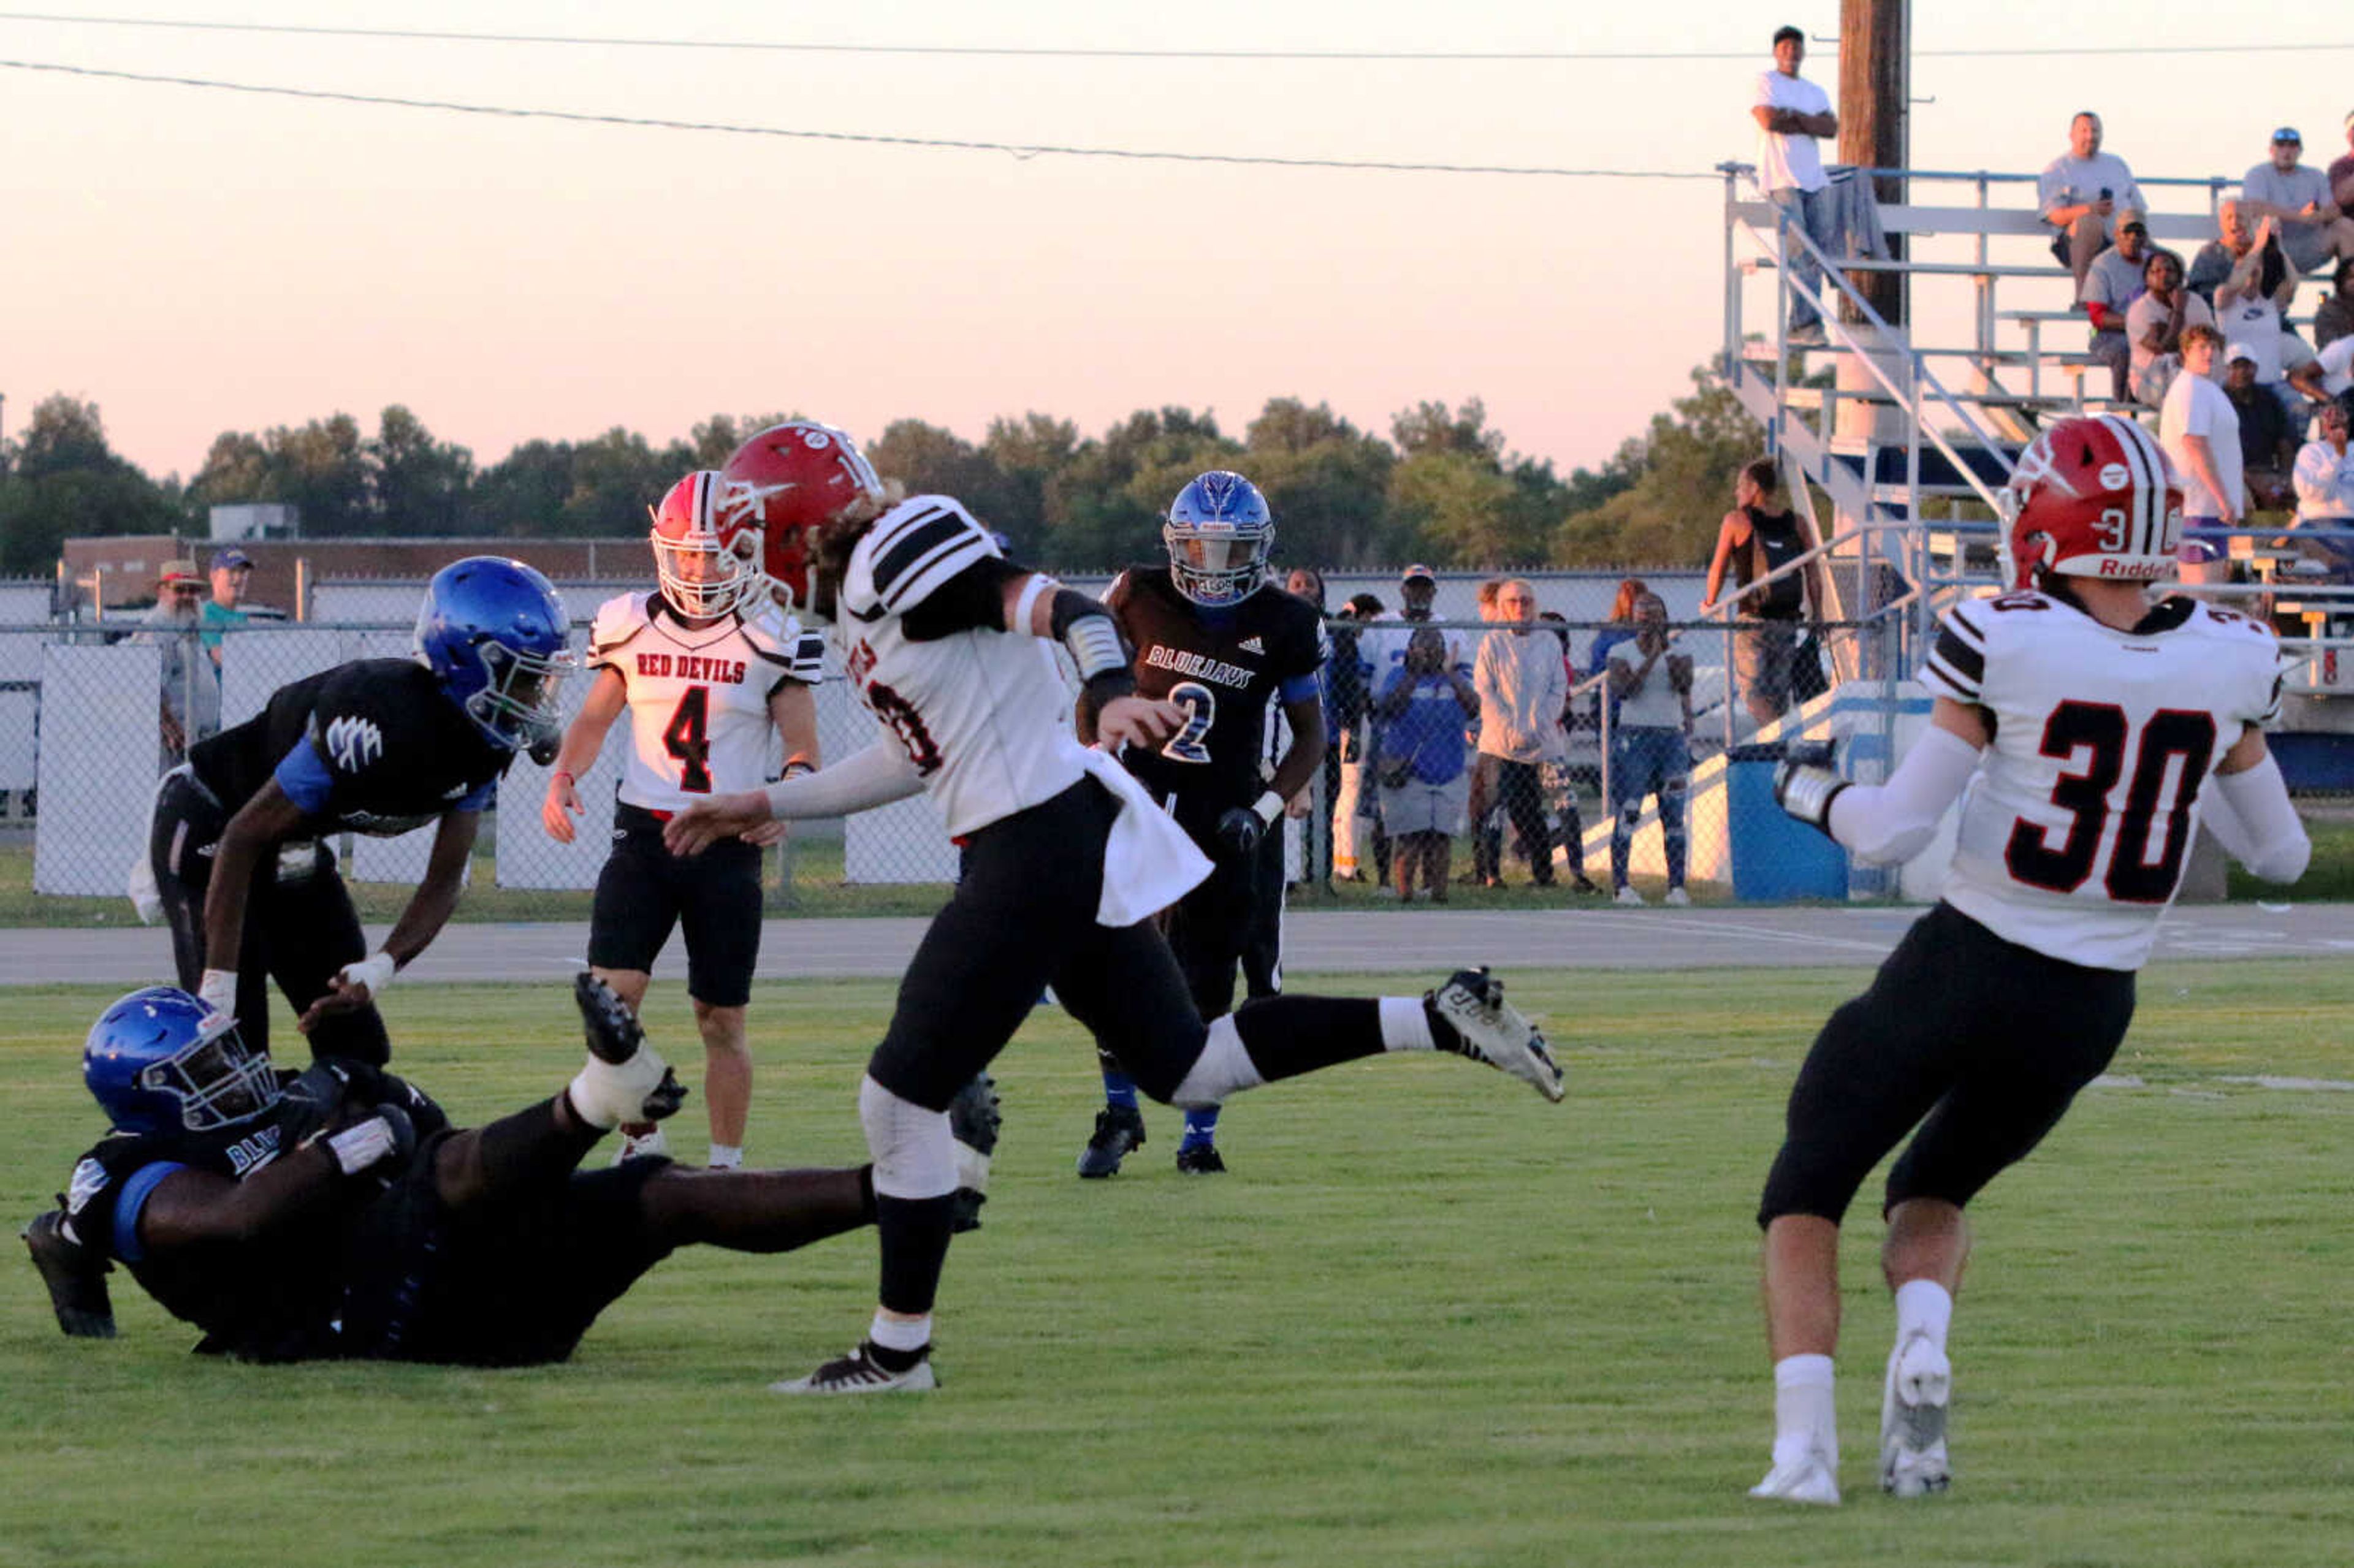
[1663,886,1691,907]
[772,1341,938,1395]
[1613,885,1646,907]
[1426,967,1566,1103]
[1880,1331,1953,1496]
[1749,1445,1841,1505]
[612,1125,671,1164]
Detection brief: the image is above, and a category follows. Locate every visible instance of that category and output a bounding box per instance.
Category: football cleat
[1879,1331,1954,1498]
[576,972,644,1064]
[613,1125,672,1165]
[1426,967,1566,1103]
[948,1071,1001,1234]
[568,973,687,1132]
[23,1211,116,1339]
[1175,1144,1227,1175]
[1076,1103,1147,1179]
[771,1341,937,1395]
[1748,1446,1841,1505]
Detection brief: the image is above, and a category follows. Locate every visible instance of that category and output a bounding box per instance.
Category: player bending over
[23,976,997,1364]
[665,421,1565,1395]
[543,470,826,1167]
[1750,416,2309,1504]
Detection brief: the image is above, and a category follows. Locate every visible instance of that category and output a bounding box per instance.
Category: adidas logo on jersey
[1238,636,1265,655]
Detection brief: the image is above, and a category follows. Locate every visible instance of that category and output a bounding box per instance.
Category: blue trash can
[1724,744,1848,901]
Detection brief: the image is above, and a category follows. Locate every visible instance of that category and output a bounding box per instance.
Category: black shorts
[337,1133,676,1366]
[1758,902,2136,1227]
[587,802,764,1008]
[149,767,385,1064]
[869,778,1208,1110]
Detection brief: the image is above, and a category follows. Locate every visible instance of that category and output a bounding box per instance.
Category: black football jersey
[188,660,512,837]
[59,1065,446,1359]
[1109,567,1328,804]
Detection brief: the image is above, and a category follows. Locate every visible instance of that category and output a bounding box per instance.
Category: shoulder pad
[735,599,791,655]
[842,497,998,620]
[590,592,654,659]
[1920,594,2006,703]
[741,604,827,684]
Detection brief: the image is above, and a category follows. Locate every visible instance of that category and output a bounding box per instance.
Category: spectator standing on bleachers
[1606,593,1694,908]
[1475,580,1594,893]
[2223,344,2296,510]
[1702,459,1826,729]
[2160,324,2245,585]
[199,548,252,669]
[2238,127,2354,279]
[2082,212,2154,400]
[2127,249,2212,407]
[135,560,221,768]
[2312,259,2354,351]
[1752,24,1840,346]
[2039,111,2145,301]
[2290,399,2354,577]
[1373,627,1479,903]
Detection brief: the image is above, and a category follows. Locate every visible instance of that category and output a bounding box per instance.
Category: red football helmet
[649,470,762,620]
[2002,414,2182,589]
[718,421,885,615]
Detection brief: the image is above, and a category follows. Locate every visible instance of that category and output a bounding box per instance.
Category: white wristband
[196,969,237,1015]
[326,1117,397,1176]
[1251,790,1284,828]
[340,950,398,999]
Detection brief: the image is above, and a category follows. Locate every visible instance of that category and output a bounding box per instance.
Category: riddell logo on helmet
[2096,558,2168,578]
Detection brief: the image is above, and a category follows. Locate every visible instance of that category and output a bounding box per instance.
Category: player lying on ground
[24,976,996,1364]
[1750,416,2310,1505]
[663,421,1566,1396]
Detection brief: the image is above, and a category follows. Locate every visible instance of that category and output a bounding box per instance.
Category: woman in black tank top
[1702,458,1824,726]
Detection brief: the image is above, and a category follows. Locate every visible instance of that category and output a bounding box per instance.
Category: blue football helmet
[1163,471,1273,607]
[85,987,280,1135]
[413,557,573,760]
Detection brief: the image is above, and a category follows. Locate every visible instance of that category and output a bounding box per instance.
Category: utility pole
[1838,0,1907,326]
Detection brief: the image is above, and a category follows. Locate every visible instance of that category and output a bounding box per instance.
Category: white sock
[707,1144,743,1170]
[1894,1279,1953,1351]
[1771,1353,1837,1466]
[869,1311,931,1354]
[1170,1015,1266,1106]
[1378,995,1436,1051]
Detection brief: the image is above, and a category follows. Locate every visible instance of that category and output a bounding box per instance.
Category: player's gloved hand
[324,1103,416,1180]
[1773,755,1848,840]
[1215,806,1265,859]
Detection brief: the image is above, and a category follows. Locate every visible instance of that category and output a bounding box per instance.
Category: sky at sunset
[3,2,2341,485]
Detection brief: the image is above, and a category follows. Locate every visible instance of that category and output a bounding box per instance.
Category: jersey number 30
[2005,701,2218,903]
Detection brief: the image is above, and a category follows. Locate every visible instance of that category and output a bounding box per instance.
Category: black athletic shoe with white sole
[772,1341,938,1395]
[1426,967,1566,1103]
[1076,1103,1146,1179]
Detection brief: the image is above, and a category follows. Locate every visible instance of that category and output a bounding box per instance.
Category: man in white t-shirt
[1752,24,1839,344]
[2038,111,2146,301]
[2240,127,2354,276]
[2160,324,2244,585]
[2291,398,2354,577]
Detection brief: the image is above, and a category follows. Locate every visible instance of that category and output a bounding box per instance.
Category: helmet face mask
[1164,471,1273,607]
[2003,415,2182,590]
[85,988,280,1135]
[718,422,886,620]
[413,557,575,758]
[650,470,761,620]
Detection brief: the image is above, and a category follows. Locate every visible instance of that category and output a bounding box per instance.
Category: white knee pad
[1169,1014,1264,1110]
[858,1074,958,1200]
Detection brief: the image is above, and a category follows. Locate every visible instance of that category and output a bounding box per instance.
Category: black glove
[24,1209,115,1339]
[1773,756,1848,840]
[1214,805,1265,860]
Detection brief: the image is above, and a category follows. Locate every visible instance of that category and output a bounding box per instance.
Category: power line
[4,12,2351,60]
[0,58,1723,177]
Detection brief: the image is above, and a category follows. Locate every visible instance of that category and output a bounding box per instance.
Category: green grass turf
[2,964,2348,1567]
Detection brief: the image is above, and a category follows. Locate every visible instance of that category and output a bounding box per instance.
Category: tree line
[0,375,1766,579]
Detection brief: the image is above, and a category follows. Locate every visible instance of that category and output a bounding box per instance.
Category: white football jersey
[588,592,823,812]
[1922,588,2282,970]
[838,495,1090,838]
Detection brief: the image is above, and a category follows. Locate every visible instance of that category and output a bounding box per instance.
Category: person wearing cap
[2038,111,2146,301]
[200,547,253,666]
[2221,343,2296,510]
[2082,212,2157,399]
[1751,23,1839,346]
[135,560,221,765]
[2239,127,2354,278]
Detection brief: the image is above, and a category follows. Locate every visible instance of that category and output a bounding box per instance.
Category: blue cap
[210,548,253,571]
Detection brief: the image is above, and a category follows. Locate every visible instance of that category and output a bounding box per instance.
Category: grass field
[4,964,2350,1567]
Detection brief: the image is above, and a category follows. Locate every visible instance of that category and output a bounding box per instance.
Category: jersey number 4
[2005,701,2217,903]
[663,687,713,793]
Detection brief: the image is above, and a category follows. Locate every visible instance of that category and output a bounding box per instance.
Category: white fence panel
[35,644,159,894]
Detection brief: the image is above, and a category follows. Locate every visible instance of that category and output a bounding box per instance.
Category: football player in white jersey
[664,421,1566,1395]
[540,471,825,1168]
[1750,416,2310,1505]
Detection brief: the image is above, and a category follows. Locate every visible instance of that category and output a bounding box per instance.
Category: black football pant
[149,767,389,1064]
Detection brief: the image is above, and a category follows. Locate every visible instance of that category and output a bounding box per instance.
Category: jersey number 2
[663,687,712,793]
[2004,701,2217,903]
[1159,681,1216,764]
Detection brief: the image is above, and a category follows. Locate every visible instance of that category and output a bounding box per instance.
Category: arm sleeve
[272,737,335,816]
[1823,725,1983,864]
[111,1161,188,1264]
[2202,751,2310,883]
[759,740,926,820]
[898,557,1029,642]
